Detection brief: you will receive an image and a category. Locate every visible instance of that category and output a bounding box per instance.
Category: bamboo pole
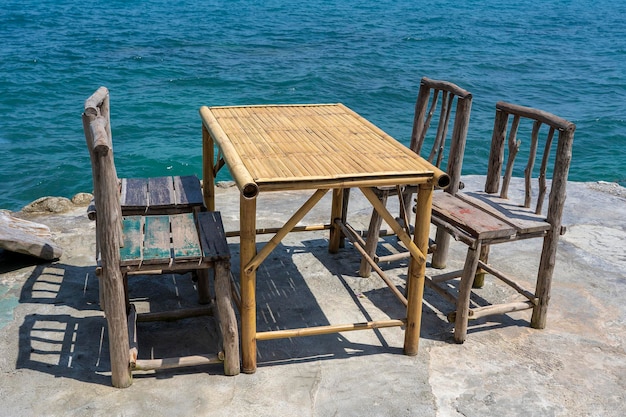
[360,187,426,266]
[239,194,257,374]
[200,106,259,199]
[337,220,408,307]
[225,223,330,238]
[136,306,214,322]
[243,189,328,274]
[255,319,406,341]
[403,182,432,355]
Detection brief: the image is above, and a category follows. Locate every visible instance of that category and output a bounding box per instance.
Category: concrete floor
[0,176,625,416]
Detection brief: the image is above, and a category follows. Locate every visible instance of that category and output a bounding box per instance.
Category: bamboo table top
[200,104,442,196]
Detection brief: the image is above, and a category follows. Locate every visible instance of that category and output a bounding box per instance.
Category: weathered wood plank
[120,178,148,209]
[457,191,551,235]
[170,213,202,260]
[148,176,176,208]
[431,192,516,240]
[197,211,230,260]
[142,215,172,263]
[174,175,204,207]
[120,216,143,265]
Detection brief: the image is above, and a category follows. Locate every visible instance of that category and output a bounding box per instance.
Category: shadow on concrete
[314,234,530,343]
[228,239,406,369]
[17,313,111,385]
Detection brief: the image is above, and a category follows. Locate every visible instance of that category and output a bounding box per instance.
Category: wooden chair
[429,101,575,343]
[358,77,473,278]
[83,87,239,387]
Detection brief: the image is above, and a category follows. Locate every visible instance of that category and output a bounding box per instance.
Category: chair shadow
[228,239,405,369]
[18,261,101,311]
[14,256,227,384]
[16,312,111,385]
[318,235,530,343]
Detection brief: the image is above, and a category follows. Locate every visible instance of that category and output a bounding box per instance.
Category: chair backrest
[410,77,473,194]
[82,87,124,251]
[484,101,576,222]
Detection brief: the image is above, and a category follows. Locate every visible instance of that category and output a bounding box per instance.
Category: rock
[22,196,74,213]
[217,181,236,188]
[72,192,94,206]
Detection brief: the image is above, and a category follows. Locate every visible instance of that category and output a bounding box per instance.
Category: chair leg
[473,244,490,288]
[431,227,451,269]
[123,272,130,312]
[214,262,240,376]
[453,242,482,343]
[339,188,351,249]
[358,191,388,277]
[196,269,211,305]
[531,233,557,329]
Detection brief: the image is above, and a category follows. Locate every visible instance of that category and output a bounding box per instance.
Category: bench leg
[215,262,240,376]
[196,269,211,305]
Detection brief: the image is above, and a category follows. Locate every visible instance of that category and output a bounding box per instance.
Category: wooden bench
[83,86,239,388]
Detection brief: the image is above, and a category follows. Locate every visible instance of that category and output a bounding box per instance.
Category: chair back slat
[484,101,575,220]
[536,127,555,214]
[410,77,473,195]
[524,121,542,208]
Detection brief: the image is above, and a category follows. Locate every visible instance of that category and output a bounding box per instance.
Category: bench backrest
[82,87,124,254]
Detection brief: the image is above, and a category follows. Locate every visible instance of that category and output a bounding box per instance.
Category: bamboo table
[199,103,449,374]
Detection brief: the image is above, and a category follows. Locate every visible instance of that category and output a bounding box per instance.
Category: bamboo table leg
[403,182,433,356]
[240,194,257,373]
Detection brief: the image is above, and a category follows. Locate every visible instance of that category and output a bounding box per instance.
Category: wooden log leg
[339,188,351,249]
[123,272,130,313]
[358,191,388,278]
[473,244,490,289]
[215,261,240,376]
[196,269,211,305]
[98,274,106,313]
[329,188,344,253]
[531,232,558,329]
[202,124,216,211]
[431,227,451,269]
[104,267,132,387]
[403,183,432,356]
[240,195,257,374]
[453,241,482,344]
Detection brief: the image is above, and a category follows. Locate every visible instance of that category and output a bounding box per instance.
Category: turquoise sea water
[1,0,625,211]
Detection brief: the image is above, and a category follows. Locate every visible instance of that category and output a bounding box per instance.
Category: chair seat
[431,191,551,241]
[120,211,229,270]
[120,175,204,215]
